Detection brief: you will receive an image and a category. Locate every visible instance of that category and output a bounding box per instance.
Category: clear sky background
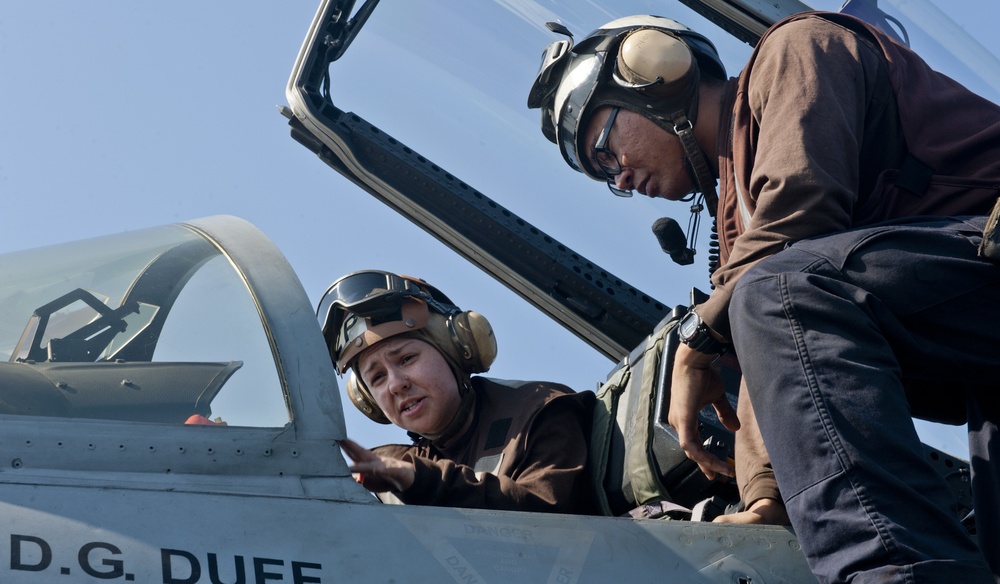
[2,1,996,456]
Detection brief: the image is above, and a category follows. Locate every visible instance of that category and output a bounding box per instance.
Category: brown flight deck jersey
[373,377,598,514]
[707,11,1000,340]
[704,12,1000,505]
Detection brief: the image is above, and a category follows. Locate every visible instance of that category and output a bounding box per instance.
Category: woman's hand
[339,438,416,493]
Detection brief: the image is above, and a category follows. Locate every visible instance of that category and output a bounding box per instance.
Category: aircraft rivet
[11,459,22,469]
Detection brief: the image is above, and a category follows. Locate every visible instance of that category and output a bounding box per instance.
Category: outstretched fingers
[337,438,416,492]
[339,437,376,465]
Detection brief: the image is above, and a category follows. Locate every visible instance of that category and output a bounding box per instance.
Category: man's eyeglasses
[594,107,633,197]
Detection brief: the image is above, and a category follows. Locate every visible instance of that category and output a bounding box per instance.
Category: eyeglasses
[593,107,633,197]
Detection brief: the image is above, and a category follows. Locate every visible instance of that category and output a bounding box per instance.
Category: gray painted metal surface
[0,0,829,578]
[2,482,811,583]
[0,215,815,583]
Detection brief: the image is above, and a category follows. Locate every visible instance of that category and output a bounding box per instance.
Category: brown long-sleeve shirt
[705,12,1000,341]
[705,12,1000,506]
[373,377,597,514]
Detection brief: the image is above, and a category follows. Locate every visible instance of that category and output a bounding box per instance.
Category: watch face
[679,313,699,341]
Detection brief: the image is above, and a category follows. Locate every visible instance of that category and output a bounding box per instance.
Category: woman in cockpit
[318,270,597,514]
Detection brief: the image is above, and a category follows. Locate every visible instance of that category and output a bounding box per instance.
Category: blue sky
[2,1,995,455]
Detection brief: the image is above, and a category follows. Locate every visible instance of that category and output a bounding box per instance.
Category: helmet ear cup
[345,373,391,425]
[616,28,696,97]
[449,311,497,374]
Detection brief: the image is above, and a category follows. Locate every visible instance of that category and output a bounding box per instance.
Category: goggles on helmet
[318,271,424,325]
[528,15,725,184]
[528,28,604,176]
[317,270,457,373]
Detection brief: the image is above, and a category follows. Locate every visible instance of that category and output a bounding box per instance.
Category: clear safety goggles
[317,270,426,331]
[317,270,453,372]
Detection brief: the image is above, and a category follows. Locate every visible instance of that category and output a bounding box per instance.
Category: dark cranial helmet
[527,15,725,196]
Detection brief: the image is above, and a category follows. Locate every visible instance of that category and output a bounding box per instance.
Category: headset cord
[685,194,720,288]
[707,218,719,289]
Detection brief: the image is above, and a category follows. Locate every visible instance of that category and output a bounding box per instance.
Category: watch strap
[679,311,726,356]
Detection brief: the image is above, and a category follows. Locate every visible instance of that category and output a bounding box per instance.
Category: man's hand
[713,498,790,525]
[667,342,740,480]
[339,438,416,493]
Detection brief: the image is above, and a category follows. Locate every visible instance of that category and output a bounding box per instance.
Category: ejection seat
[588,299,741,520]
[589,294,977,528]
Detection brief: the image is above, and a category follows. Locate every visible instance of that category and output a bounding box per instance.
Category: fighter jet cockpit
[0,219,288,427]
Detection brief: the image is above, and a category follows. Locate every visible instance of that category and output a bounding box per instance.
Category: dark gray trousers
[731,216,999,584]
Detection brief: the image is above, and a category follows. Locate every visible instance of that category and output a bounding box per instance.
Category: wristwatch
[677,309,726,356]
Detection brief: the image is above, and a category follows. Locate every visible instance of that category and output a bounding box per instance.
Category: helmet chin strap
[671,112,718,214]
[669,112,718,264]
